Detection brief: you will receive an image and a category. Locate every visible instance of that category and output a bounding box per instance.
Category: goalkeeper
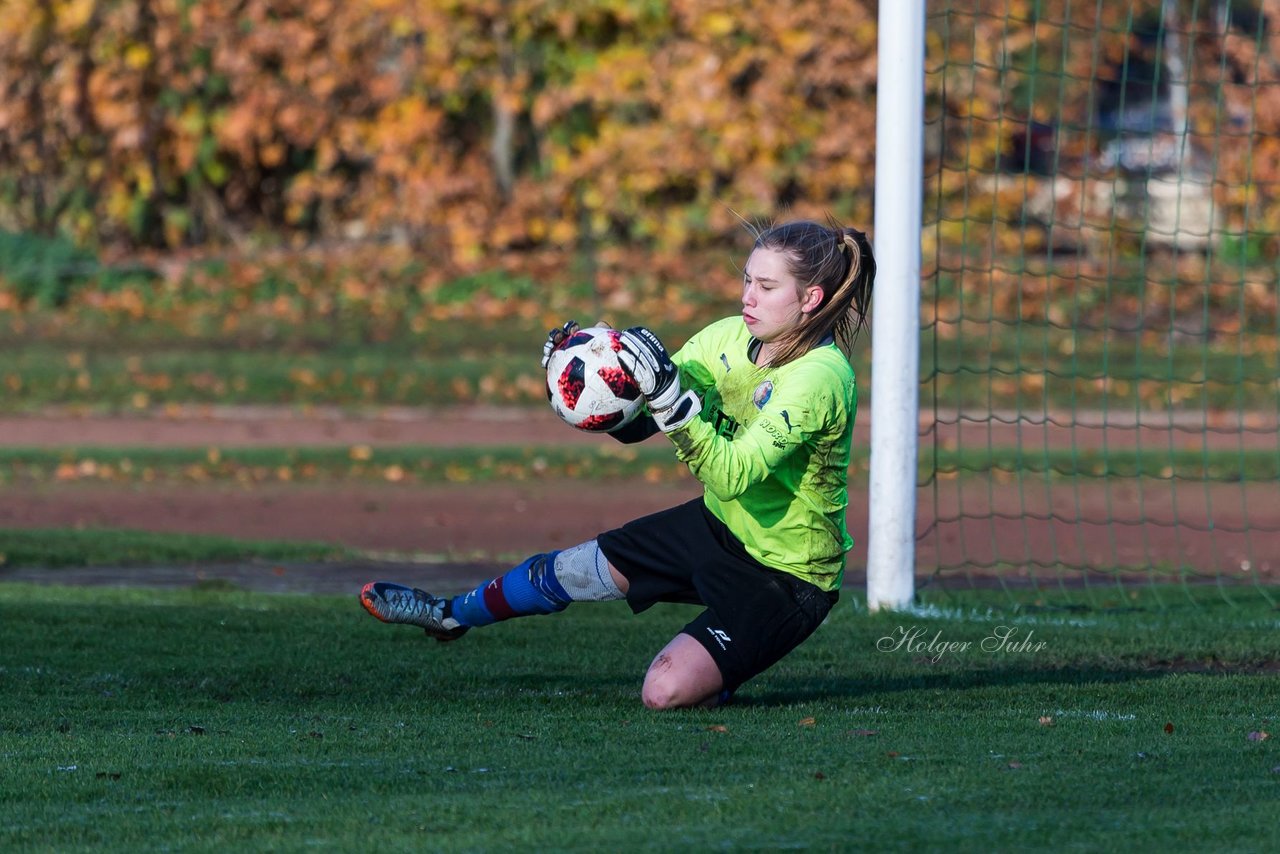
[360,219,875,709]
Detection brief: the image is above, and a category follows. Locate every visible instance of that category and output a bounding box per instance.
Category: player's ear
[801,285,824,314]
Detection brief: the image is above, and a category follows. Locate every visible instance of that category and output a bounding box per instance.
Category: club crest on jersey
[752,380,773,409]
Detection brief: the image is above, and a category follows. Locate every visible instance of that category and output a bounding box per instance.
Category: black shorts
[597,498,838,692]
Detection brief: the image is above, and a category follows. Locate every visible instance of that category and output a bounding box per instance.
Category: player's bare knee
[641,689,666,710]
[641,664,703,710]
[641,678,684,710]
[641,664,679,710]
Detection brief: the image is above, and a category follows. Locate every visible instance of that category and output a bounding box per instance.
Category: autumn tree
[1,0,1276,273]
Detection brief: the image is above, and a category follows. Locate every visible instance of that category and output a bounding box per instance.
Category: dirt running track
[2,407,1278,592]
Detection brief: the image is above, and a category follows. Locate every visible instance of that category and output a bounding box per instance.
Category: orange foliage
[0,0,877,264]
[0,0,1276,280]
[930,0,1280,255]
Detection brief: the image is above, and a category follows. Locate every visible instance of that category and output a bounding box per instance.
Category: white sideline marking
[1053,710,1137,722]
[892,603,1098,628]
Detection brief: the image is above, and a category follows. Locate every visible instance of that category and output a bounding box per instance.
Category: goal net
[919,0,1280,602]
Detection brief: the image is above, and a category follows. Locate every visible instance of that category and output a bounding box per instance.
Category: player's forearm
[666,417,773,501]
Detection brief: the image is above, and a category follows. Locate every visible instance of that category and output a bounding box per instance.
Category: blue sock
[451,551,567,627]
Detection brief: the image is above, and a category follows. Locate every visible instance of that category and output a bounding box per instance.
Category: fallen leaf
[798,717,816,727]
[706,724,728,733]
[1007,761,1024,770]
[1038,716,1054,727]
[1247,731,1270,742]
[886,751,900,758]
[849,729,879,737]
[1164,722,1175,735]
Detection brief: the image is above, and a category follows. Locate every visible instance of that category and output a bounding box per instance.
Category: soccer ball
[545,327,644,433]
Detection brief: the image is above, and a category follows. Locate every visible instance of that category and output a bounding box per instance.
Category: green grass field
[0,528,352,569]
[8,445,1280,490]
[6,329,1278,413]
[2,581,1277,852]
[5,248,1279,850]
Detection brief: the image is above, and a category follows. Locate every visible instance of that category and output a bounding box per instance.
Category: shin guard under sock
[451,551,567,627]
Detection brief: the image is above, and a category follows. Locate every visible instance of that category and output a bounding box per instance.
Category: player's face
[741,248,822,342]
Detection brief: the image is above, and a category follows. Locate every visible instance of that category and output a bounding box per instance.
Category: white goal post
[866,0,925,611]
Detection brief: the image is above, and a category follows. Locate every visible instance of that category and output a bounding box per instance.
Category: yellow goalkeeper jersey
[666,316,858,591]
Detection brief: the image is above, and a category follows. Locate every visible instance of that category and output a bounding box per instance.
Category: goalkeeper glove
[540,320,580,369]
[618,326,700,432]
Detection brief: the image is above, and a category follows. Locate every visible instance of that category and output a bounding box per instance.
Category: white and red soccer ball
[545,326,643,433]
